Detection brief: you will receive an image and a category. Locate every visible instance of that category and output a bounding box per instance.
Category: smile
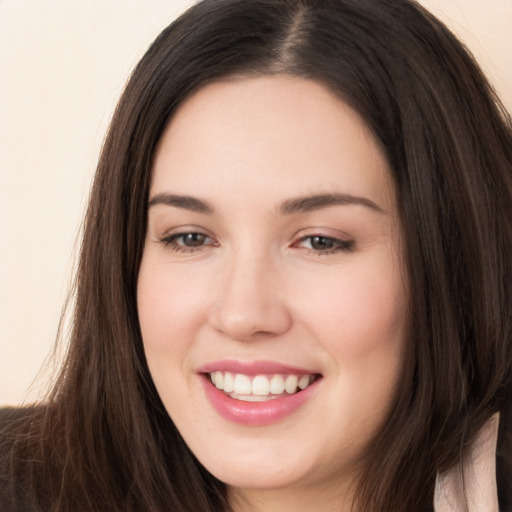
[208,371,317,401]
[199,361,322,426]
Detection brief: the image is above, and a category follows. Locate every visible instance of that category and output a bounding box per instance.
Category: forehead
[152,75,395,213]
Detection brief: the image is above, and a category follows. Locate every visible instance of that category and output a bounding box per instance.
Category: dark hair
[2,0,511,511]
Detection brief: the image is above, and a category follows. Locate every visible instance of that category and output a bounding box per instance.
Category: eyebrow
[148,193,214,214]
[147,192,385,215]
[278,193,385,215]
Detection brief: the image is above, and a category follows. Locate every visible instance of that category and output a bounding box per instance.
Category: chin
[207,459,312,491]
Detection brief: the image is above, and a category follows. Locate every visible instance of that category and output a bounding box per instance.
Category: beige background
[1,0,511,406]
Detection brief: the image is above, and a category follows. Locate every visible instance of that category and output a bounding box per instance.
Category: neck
[228,479,357,512]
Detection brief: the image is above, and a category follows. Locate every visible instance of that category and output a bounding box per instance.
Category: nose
[208,249,292,341]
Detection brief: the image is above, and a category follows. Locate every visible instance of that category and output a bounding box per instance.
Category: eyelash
[160,232,217,253]
[293,235,354,255]
[159,232,354,255]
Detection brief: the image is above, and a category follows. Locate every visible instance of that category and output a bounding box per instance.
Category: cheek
[302,260,407,441]
[137,258,211,416]
[299,258,407,360]
[137,259,209,354]
[296,256,407,437]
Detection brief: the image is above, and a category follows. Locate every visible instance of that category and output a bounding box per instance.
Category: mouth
[207,371,320,402]
[198,361,322,426]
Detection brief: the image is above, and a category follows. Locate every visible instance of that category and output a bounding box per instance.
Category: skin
[137,76,408,512]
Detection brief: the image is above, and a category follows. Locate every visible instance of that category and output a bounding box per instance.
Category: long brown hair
[2,1,511,511]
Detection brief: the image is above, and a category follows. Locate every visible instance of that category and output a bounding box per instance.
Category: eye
[160,232,217,252]
[293,235,354,255]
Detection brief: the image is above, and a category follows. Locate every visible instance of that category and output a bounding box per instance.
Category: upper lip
[197,359,319,376]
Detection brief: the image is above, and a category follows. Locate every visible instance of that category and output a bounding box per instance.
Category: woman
[1,0,511,510]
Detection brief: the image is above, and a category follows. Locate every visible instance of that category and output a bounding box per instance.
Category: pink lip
[198,359,316,376]
[199,362,321,426]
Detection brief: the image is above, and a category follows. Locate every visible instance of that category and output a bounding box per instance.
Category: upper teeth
[209,371,314,400]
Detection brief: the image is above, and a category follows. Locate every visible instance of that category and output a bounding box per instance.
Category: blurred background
[1,0,511,405]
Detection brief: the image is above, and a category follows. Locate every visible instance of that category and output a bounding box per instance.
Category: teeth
[270,374,285,394]
[252,375,270,395]
[298,375,310,390]
[223,371,235,393]
[284,375,298,394]
[208,371,315,400]
[233,374,251,395]
[214,371,223,389]
[230,393,279,402]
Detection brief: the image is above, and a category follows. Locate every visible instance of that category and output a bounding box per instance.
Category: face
[137,76,407,509]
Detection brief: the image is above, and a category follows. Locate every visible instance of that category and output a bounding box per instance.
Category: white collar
[434,413,500,511]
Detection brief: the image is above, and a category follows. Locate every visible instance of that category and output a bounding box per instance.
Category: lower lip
[201,375,320,426]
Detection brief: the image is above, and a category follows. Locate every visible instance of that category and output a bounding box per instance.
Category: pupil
[311,236,334,250]
[184,233,205,246]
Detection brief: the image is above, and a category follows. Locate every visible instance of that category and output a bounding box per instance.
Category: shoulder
[0,407,45,512]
